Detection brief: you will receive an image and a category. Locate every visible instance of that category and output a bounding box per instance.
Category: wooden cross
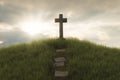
[55,14,67,39]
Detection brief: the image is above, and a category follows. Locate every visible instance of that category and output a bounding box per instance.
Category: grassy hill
[0,38,120,80]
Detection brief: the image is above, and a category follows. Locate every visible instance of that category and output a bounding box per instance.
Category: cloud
[0,28,49,47]
[0,23,14,31]
[1,0,119,20]
[0,29,30,46]
[97,31,110,41]
[0,1,4,6]
[1,0,120,23]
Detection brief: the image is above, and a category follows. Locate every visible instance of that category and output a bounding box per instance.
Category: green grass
[66,38,120,80]
[0,39,55,80]
[0,38,120,80]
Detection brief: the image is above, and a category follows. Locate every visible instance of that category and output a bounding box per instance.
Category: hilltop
[0,38,120,80]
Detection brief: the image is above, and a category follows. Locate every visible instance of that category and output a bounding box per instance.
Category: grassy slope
[0,40,55,80]
[0,38,120,80]
[66,38,120,80]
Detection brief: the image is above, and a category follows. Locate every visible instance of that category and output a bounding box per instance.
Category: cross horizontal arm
[55,19,60,22]
[62,18,67,22]
[55,18,67,23]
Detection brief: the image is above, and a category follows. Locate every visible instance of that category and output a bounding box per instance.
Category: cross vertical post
[55,14,67,39]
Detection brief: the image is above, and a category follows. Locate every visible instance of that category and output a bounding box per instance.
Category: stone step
[55,71,68,77]
[55,52,65,58]
[55,66,67,71]
[54,61,65,67]
[55,54,65,58]
[55,57,66,62]
[56,49,66,53]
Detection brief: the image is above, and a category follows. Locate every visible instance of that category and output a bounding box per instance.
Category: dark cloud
[1,0,120,22]
[0,3,28,24]
[0,30,30,47]
[0,29,48,47]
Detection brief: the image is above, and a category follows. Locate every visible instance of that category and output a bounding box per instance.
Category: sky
[0,0,120,48]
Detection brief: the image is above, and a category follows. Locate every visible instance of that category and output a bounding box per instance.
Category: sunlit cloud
[0,23,13,32]
[97,31,110,41]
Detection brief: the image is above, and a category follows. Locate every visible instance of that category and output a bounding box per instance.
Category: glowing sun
[19,18,47,35]
[0,41,3,44]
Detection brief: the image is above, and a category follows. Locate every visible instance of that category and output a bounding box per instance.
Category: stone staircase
[54,49,68,80]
